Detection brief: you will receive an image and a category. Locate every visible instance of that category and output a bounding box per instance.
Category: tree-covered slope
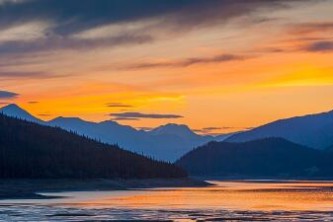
[0,114,186,179]
[176,138,333,178]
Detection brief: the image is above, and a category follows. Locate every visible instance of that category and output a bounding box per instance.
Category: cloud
[106,102,133,108]
[37,113,51,117]
[194,126,252,134]
[0,0,312,54]
[28,101,38,104]
[0,69,66,79]
[122,53,249,70]
[302,41,333,53]
[0,21,50,43]
[0,70,48,78]
[289,22,333,35]
[0,33,154,54]
[110,112,183,120]
[0,90,18,99]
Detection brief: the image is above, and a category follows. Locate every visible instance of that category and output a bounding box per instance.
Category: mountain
[0,104,43,124]
[226,110,333,149]
[50,119,215,162]
[0,104,227,161]
[0,113,186,179]
[176,138,333,178]
[149,123,199,139]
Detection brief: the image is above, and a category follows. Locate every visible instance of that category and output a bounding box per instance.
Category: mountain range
[0,113,186,179]
[176,138,333,178]
[226,109,333,149]
[0,104,230,161]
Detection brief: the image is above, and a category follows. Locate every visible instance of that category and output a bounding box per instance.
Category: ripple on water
[1,181,333,221]
[1,205,333,221]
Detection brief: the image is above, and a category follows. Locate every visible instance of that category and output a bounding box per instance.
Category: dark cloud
[122,54,249,70]
[0,0,300,33]
[0,0,313,54]
[38,113,51,117]
[0,90,19,99]
[106,102,133,108]
[28,101,39,104]
[303,41,333,53]
[110,112,183,120]
[202,127,223,131]
[112,117,140,121]
[194,127,227,134]
[194,126,252,134]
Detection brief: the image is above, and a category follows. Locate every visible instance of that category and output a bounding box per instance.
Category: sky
[0,0,333,135]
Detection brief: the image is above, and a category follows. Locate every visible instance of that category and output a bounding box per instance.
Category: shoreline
[194,176,333,182]
[0,178,211,200]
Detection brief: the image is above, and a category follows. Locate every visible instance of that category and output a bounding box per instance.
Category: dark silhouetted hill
[0,113,186,179]
[176,138,333,178]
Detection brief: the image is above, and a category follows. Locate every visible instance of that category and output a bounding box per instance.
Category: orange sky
[0,0,332,134]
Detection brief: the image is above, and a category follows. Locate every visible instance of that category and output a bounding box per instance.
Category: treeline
[176,138,333,178]
[0,114,187,179]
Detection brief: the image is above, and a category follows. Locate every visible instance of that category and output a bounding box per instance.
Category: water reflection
[1,181,333,221]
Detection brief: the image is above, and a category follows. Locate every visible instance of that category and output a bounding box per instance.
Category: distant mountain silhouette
[0,113,186,179]
[0,104,44,124]
[0,104,228,161]
[226,110,333,149]
[176,138,333,178]
[150,123,198,139]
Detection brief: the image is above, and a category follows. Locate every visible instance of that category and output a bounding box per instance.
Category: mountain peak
[0,103,43,124]
[150,123,198,138]
[51,116,84,122]
[1,103,23,111]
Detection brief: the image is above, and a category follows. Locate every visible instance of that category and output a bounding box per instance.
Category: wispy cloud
[194,126,252,134]
[122,53,249,70]
[302,41,333,53]
[28,101,39,104]
[0,70,50,78]
[0,33,154,54]
[106,102,133,108]
[0,90,18,99]
[110,111,183,121]
[289,22,333,35]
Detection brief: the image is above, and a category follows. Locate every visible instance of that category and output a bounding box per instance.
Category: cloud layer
[123,54,248,70]
[0,0,308,54]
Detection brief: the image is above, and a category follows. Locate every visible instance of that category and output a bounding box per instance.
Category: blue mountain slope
[0,104,44,124]
[226,110,333,149]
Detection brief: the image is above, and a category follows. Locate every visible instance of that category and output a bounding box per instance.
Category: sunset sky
[0,0,333,134]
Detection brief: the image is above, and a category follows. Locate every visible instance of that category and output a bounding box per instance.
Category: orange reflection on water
[65,181,333,211]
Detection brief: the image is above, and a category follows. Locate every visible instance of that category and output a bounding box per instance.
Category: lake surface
[1,181,333,221]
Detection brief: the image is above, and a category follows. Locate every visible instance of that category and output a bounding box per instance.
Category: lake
[1,181,333,221]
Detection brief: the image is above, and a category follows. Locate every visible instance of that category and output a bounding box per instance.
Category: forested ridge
[177,138,333,178]
[0,113,187,179]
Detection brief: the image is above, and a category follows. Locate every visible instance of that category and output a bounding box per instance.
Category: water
[1,181,333,221]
